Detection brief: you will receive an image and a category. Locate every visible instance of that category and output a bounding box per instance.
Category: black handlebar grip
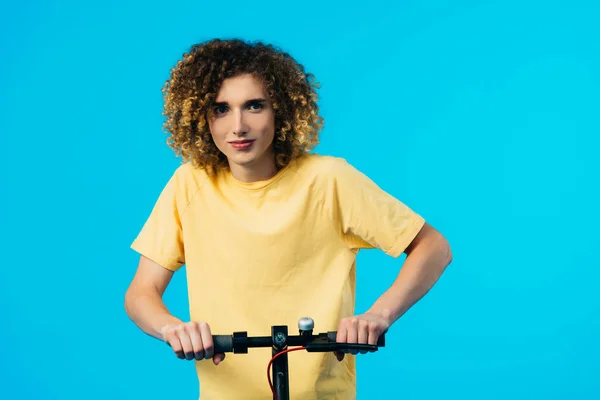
[327,331,386,347]
[213,335,233,353]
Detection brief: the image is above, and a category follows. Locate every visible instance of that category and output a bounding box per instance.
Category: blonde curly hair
[161,38,324,175]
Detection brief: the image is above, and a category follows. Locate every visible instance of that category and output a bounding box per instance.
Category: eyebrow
[212,98,267,108]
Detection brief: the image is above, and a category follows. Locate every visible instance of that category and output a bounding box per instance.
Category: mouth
[229,139,255,150]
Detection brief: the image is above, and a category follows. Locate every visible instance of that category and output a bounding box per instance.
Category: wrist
[156,316,184,341]
[367,307,395,327]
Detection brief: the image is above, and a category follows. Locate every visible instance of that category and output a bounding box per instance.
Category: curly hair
[161,38,324,175]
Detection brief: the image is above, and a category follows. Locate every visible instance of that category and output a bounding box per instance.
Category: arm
[124,255,183,341]
[335,222,452,359]
[366,222,452,324]
[124,255,226,364]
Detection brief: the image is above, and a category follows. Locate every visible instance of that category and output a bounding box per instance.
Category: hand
[160,321,226,365]
[334,312,390,362]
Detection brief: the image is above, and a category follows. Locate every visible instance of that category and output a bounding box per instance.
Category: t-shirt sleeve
[329,158,425,258]
[130,167,187,271]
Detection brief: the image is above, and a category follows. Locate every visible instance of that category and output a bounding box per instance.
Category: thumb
[213,353,226,365]
[335,351,344,362]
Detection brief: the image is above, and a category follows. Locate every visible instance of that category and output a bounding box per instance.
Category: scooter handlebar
[212,331,385,354]
[213,335,234,353]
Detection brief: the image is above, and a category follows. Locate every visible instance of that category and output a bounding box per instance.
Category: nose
[232,108,249,136]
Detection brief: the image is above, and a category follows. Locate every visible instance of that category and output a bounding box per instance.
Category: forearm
[367,232,452,325]
[125,290,183,341]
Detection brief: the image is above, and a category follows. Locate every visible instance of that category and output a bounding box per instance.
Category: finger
[336,324,347,344]
[176,326,195,360]
[213,353,226,365]
[358,320,369,354]
[367,323,380,346]
[336,323,348,355]
[165,330,185,359]
[347,319,358,355]
[198,322,214,360]
[187,322,204,361]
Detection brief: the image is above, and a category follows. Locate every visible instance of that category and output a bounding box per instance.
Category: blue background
[1,0,599,399]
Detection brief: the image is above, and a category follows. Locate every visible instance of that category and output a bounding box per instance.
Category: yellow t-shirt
[131,153,425,400]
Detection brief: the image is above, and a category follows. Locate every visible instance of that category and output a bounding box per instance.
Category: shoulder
[291,153,384,196]
[290,153,353,178]
[168,162,210,204]
[172,162,210,185]
[283,154,372,199]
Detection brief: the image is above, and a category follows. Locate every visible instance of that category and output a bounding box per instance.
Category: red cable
[267,346,306,400]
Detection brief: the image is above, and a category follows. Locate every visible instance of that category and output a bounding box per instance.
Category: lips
[229,139,255,150]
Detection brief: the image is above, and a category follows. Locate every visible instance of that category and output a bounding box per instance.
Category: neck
[229,159,278,183]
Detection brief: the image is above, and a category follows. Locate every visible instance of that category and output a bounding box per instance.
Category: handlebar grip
[327,331,386,347]
[213,335,233,353]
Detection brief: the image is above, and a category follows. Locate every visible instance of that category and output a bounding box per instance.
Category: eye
[248,101,264,111]
[213,105,228,116]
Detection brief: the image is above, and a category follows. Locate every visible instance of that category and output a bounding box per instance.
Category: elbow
[124,289,132,316]
[428,225,453,267]
[442,237,453,266]
[431,228,452,267]
[124,286,137,318]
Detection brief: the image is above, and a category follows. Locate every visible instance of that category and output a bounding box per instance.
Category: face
[208,73,277,182]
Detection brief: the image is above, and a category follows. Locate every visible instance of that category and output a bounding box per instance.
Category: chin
[228,153,258,166]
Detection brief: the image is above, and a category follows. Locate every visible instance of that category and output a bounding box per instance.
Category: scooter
[212,317,386,400]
